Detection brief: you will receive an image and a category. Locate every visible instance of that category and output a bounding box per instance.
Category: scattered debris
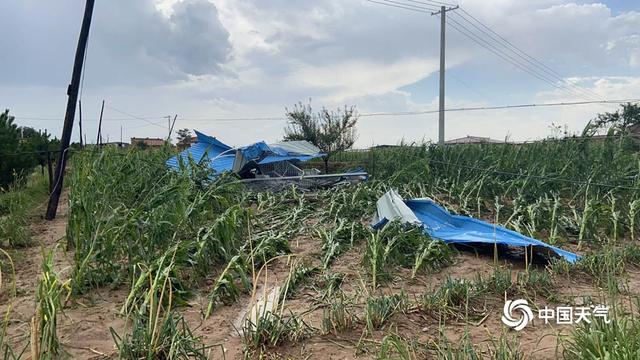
[372,189,579,263]
[167,131,368,190]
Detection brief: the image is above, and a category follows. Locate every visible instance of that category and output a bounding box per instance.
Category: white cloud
[2,0,639,147]
[287,58,440,103]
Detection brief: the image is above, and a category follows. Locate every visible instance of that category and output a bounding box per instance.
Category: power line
[379,0,439,11]
[368,0,601,101]
[12,116,167,121]
[454,7,604,100]
[441,16,595,100]
[104,105,169,129]
[11,99,638,126]
[367,0,433,14]
[404,0,455,7]
[369,1,579,99]
[450,11,602,101]
[358,99,639,117]
[406,0,604,101]
[447,71,488,98]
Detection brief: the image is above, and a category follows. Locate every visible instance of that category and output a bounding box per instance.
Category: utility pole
[167,115,177,141]
[431,5,458,145]
[78,100,84,147]
[97,100,105,147]
[45,0,95,220]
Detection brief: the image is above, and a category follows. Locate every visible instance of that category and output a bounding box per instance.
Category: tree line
[0,110,60,188]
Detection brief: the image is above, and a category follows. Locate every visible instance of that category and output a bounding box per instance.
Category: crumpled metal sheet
[373,190,579,263]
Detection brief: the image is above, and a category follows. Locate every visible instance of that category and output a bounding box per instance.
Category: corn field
[1,135,639,359]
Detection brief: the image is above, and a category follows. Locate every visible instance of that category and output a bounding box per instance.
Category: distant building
[445,136,505,145]
[131,137,165,148]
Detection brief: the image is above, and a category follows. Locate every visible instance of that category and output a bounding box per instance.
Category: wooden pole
[97,100,104,147]
[45,0,96,220]
[78,100,84,147]
[167,115,177,141]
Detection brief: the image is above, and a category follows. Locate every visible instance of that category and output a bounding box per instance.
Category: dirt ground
[2,194,639,359]
[2,191,126,359]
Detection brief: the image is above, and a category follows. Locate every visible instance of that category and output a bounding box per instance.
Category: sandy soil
[1,190,126,359]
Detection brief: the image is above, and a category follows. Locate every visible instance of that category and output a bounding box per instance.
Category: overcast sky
[1,0,638,147]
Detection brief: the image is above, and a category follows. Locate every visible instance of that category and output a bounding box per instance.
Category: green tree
[592,102,640,135]
[0,110,58,188]
[21,127,56,176]
[0,110,26,187]
[284,102,359,173]
[176,128,193,150]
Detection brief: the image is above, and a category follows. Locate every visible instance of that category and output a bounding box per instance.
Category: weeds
[365,293,406,332]
[242,311,312,352]
[0,173,48,248]
[279,262,317,302]
[377,333,425,360]
[432,330,524,360]
[322,294,357,335]
[564,316,640,359]
[317,272,345,301]
[421,277,483,321]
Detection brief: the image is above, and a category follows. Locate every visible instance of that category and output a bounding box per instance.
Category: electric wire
[369,0,602,101]
[12,99,638,125]
[407,0,605,100]
[450,11,603,100]
[104,105,169,129]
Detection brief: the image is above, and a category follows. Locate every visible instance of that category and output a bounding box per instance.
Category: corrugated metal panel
[167,131,323,176]
[166,132,233,171]
[208,154,235,173]
[258,155,319,164]
[269,140,323,156]
[194,130,232,151]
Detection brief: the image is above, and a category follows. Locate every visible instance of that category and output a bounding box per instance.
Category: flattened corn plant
[63,134,640,356]
[112,246,212,359]
[34,246,71,360]
[364,221,453,289]
[68,148,248,295]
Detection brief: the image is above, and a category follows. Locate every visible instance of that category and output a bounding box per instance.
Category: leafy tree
[284,102,359,173]
[21,127,57,176]
[0,110,58,188]
[176,128,193,149]
[0,110,28,187]
[592,102,640,135]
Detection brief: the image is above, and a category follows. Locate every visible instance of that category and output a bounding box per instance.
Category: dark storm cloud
[0,0,232,87]
[165,0,232,75]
